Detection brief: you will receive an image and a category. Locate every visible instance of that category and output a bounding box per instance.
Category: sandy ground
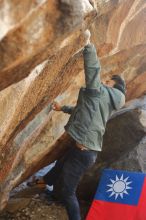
[0,184,90,220]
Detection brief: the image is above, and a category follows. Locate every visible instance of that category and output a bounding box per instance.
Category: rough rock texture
[0,0,95,90]
[0,0,146,210]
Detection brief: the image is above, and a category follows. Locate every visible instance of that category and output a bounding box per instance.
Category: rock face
[0,0,146,210]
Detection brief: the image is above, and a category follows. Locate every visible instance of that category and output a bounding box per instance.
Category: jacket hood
[106,87,125,110]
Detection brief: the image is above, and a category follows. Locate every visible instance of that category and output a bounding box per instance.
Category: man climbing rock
[28,30,126,220]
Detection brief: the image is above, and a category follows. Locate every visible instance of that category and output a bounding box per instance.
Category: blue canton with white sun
[94,169,145,205]
[106,174,132,200]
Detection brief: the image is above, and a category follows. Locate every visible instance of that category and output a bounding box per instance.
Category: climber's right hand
[84,29,91,45]
[52,101,62,111]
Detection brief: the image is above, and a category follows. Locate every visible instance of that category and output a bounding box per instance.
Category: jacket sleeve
[83,43,101,90]
[61,105,75,114]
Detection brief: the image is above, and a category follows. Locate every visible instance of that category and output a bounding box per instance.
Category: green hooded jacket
[61,43,125,151]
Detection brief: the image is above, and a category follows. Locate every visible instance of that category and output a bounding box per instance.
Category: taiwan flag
[86,169,146,220]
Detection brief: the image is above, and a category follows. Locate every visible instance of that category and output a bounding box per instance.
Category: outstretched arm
[52,102,75,115]
[61,105,75,114]
[83,32,101,90]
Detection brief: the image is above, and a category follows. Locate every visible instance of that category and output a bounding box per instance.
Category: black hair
[111,75,126,95]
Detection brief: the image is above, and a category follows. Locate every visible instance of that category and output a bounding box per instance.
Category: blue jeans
[43,146,97,220]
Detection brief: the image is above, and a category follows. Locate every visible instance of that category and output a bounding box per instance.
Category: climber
[28,30,126,220]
